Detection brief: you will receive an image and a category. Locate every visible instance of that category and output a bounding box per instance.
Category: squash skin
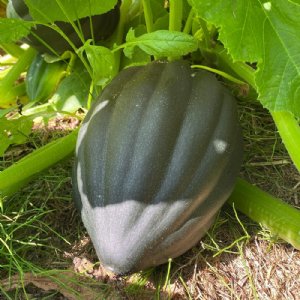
[7,0,120,54]
[73,60,243,275]
[26,54,66,102]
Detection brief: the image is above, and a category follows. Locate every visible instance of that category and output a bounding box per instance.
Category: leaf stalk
[228,178,300,250]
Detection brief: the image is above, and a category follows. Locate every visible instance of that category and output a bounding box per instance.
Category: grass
[0,97,300,299]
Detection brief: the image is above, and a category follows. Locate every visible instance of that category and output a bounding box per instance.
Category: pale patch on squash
[213,139,228,154]
[75,100,109,153]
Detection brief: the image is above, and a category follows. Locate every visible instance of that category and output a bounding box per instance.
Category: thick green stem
[271,111,300,173]
[113,0,131,73]
[0,129,78,199]
[142,0,153,33]
[0,43,25,58]
[0,47,36,86]
[169,0,183,32]
[168,0,183,61]
[115,0,131,46]
[228,178,300,250]
[183,8,194,34]
[199,18,211,50]
[0,47,36,107]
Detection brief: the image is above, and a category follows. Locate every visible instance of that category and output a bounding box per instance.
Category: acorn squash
[72,60,244,275]
[6,0,120,54]
[26,54,66,102]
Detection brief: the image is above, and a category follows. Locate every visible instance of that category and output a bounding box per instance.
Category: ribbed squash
[72,60,243,275]
[26,54,66,102]
[6,0,120,54]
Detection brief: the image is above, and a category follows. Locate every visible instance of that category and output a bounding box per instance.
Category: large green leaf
[0,18,33,43]
[190,0,300,116]
[25,0,118,23]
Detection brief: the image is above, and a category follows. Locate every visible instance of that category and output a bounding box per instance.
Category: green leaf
[190,0,263,62]
[123,28,136,58]
[50,60,92,112]
[153,15,169,31]
[120,25,151,68]
[255,1,300,116]
[0,117,33,156]
[121,46,151,69]
[288,0,300,5]
[0,18,34,43]
[150,0,168,21]
[25,0,118,23]
[190,0,300,116]
[81,43,116,86]
[123,29,198,58]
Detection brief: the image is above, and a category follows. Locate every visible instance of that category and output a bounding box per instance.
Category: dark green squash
[26,54,66,102]
[6,0,120,54]
[72,60,243,275]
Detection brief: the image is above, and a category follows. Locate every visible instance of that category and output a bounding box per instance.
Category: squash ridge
[149,63,196,204]
[104,64,163,206]
[158,83,241,234]
[120,62,192,204]
[153,70,225,206]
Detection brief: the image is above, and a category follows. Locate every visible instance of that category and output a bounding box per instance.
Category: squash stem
[213,45,256,88]
[199,18,211,51]
[142,0,153,33]
[183,8,194,34]
[113,0,131,73]
[168,0,183,61]
[169,0,182,32]
[191,64,246,85]
[0,47,36,107]
[271,111,300,173]
[228,178,300,250]
[0,47,36,86]
[0,129,78,200]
